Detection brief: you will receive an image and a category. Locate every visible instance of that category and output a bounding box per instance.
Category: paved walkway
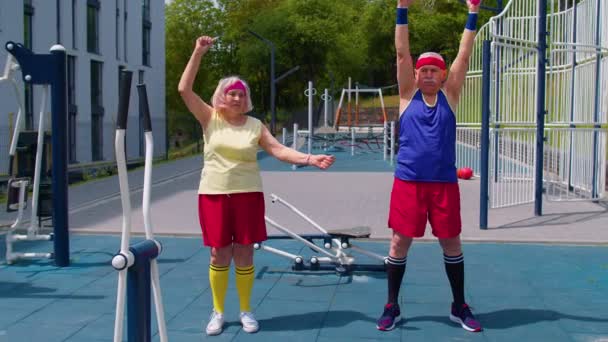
[38,152,608,244]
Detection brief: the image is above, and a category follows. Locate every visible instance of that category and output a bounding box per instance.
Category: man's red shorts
[198,192,267,248]
[388,177,462,239]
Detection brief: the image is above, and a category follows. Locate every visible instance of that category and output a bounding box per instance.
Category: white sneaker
[205,310,224,336]
[239,311,259,333]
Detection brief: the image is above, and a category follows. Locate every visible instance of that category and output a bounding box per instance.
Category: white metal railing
[456,127,482,173]
[488,128,537,208]
[461,0,607,209]
[544,128,606,201]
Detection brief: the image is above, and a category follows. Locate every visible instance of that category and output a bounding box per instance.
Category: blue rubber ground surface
[1,235,607,341]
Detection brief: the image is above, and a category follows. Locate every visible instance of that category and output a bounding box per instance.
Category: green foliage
[165,0,225,137]
[165,0,494,131]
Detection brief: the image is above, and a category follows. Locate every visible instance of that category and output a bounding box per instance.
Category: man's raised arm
[445,0,482,107]
[396,0,415,105]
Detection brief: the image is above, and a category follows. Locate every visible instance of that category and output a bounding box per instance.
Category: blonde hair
[211,76,253,113]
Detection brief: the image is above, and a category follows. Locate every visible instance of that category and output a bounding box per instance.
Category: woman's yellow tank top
[198,111,263,194]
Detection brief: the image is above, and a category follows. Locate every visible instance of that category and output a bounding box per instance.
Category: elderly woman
[178,35,335,336]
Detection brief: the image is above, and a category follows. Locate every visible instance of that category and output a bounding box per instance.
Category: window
[142,0,150,22]
[142,26,151,66]
[123,0,128,62]
[138,70,145,156]
[24,0,34,130]
[87,0,100,54]
[118,66,125,92]
[68,56,78,163]
[91,61,104,161]
[91,61,103,108]
[72,0,77,49]
[91,115,104,161]
[142,0,151,66]
[115,0,120,59]
[68,57,77,108]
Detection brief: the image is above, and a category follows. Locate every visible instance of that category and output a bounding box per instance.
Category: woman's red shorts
[198,192,267,248]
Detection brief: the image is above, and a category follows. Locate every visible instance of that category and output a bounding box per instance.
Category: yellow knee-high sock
[235,265,255,312]
[209,264,230,314]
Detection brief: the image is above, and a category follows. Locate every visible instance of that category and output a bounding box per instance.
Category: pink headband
[416,55,446,70]
[224,80,247,95]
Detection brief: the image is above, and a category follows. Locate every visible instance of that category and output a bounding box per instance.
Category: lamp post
[248,29,277,135]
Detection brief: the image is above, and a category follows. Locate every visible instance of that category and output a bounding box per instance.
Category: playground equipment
[111,70,167,342]
[256,194,387,275]
[1,48,54,264]
[292,81,396,164]
[333,78,388,131]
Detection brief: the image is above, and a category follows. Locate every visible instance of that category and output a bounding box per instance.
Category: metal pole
[534,0,548,216]
[480,40,491,230]
[383,121,388,161]
[308,81,313,154]
[292,123,298,171]
[351,127,355,156]
[282,127,287,146]
[50,45,69,266]
[591,0,602,199]
[567,1,579,193]
[270,46,276,135]
[390,121,395,164]
[347,77,352,126]
[323,89,329,127]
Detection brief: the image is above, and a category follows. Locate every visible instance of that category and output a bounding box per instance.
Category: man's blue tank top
[395,89,457,183]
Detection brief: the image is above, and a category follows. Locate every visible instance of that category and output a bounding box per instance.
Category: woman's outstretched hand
[309,154,336,170]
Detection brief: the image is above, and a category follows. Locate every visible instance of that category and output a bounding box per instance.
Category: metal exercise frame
[256,194,387,275]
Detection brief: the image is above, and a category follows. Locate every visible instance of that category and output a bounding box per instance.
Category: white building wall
[0,0,165,174]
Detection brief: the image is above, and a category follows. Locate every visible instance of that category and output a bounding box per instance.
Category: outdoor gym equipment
[1,49,53,264]
[256,194,387,275]
[3,41,70,266]
[111,70,167,342]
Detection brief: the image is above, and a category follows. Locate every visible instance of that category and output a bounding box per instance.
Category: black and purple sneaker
[376,303,401,331]
[449,303,482,332]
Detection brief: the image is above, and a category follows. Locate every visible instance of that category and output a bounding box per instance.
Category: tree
[165,0,225,144]
[164,0,495,137]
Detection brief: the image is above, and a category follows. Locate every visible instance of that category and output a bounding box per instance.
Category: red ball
[458,167,473,180]
[470,0,481,5]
